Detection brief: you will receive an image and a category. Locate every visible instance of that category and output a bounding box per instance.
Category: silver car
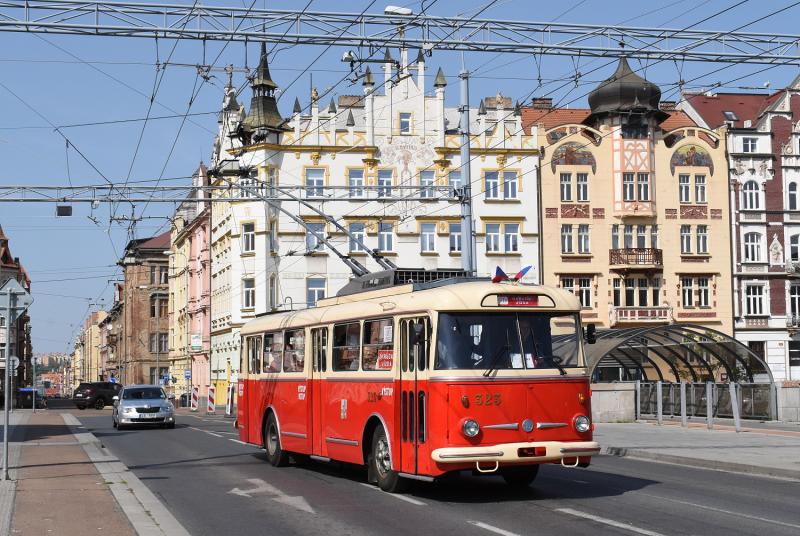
[112,385,176,430]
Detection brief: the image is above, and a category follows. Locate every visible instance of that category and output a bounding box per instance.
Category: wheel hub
[375,438,391,476]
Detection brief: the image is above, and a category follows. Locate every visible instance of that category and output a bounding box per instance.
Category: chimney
[531,97,553,110]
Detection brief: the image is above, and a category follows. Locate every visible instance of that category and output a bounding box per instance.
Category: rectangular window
[560,173,572,202]
[638,278,648,307]
[696,225,708,254]
[348,169,365,198]
[150,266,157,285]
[679,174,690,203]
[790,284,800,318]
[349,223,366,252]
[362,318,393,371]
[378,223,394,252]
[576,173,589,202]
[578,278,592,308]
[160,266,169,285]
[448,171,462,197]
[577,224,590,254]
[311,328,327,372]
[611,224,620,250]
[305,168,324,198]
[264,332,283,373]
[682,278,694,308]
[242,278,255,309]
[745,285,764,315]
[486,224,501,253]
[681,225,692,254]
[625,279,635,306]
[636,225,647,249]
[650,225,659,249]
[239,177,254,199]
[306,222,325,252]
[560,224,573,254]
[420,170,435,199]
[399,112,412,135]
[613,279,621,307]
[651,278,661,306]
[485,171,499,199]
[789,341,800,367]
[247,336,262,375]
[624,225,633,248]
[744,232,762,262]
[377,170,393,198]
[504,223,520,253]
[637,172,650,201]
[698,277,710,307]
[242,222,255,253]
[695,175,707,204]
[560,277,574,293]
[268,221,277,253]
[449,223,462,253]
[502,171,518,199]
[420,223,436,253]
[623,173,635,201]
[283,329,305,372]
[332,322,360,371]
[748,340,765,361]
[742,137,758,153]
[306,278,326,307]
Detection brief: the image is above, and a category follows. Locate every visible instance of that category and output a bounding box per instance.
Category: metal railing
[612,306,671,323]
[609,248,663,266]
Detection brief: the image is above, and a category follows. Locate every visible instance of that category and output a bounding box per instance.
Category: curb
[61,413,192,536]
[602,446,800,481]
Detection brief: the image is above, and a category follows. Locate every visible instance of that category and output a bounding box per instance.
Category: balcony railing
[788,315,800,328]
[611,306,671,325]
[609,248,663,266]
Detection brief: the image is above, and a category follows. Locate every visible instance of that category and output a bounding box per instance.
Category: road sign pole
[3,286,11,481]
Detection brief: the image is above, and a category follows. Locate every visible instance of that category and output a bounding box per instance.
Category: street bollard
[656,381,663,425]
[729,382,741,433]
[680,381,688,428]
[706,382,714,430]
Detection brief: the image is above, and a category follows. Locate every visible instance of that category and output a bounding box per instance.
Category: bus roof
[241,280,581,336]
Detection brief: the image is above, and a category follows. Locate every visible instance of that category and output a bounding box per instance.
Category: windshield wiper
[483,330,511,377]
[551,356,568,376]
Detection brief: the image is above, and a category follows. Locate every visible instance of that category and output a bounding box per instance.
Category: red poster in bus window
[377,349,394,370]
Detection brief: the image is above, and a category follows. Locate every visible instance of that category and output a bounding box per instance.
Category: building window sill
[241,251,255,257]
[486,252,522,257]
[420,251,438,256]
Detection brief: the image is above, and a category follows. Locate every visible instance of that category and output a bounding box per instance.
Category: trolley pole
[458,67,476,276]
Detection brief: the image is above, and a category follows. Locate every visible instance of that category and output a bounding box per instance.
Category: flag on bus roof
[513,265,532,281]
[492,266,509,283]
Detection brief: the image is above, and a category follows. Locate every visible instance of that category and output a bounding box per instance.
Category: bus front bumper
[431,441,600,464]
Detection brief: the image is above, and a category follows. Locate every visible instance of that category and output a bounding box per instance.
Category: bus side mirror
[585,324,597,345]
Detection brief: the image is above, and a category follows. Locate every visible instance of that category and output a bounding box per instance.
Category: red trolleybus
[237,270,600,491]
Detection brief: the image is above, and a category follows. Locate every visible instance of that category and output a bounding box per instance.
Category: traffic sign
[184,369,191,380]
[0,278,33,313]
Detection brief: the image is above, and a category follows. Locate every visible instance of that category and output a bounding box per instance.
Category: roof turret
[434,67,447,88]
[587,56,666,122]
[243,42,284,132]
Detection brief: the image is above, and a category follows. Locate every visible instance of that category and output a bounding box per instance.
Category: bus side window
[412,318,429,371]
[283,329,305,372]
[333,322,360,371]
[311,327,328,372]
[264,333,283,373]
[363,318,393,371]
[247,336,262,375]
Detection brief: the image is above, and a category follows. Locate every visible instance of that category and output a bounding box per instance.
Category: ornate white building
[208,45,541,395]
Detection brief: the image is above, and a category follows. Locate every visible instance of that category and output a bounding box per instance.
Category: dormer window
[399,112,412,135]
[723,111,738,122]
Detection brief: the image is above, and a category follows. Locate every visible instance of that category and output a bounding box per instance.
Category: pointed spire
[384,47,393,62]
[415,49,425,64]
[514,101,521,116]
[251,42,278,89]
[434,67,447,88]
[0,223,7,241]
[327,98,337,114]
[478,100,487,116]
[293,97,302,114]
[362,67,375,86]
[346,109,355,127]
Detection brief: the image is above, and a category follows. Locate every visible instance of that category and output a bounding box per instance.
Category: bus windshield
[434,312,582,371]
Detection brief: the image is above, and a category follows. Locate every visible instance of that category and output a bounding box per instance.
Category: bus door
[398,317,430,476]
[310,326,328,456]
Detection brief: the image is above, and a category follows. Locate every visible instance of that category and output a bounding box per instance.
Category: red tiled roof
[522,107,696,133]
[683,91,776,129]
[137,231,171,251]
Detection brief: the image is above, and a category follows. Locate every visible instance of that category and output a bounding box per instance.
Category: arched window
[742,181,760,210]
[789,182,798,211]
[743,232,762,262]
[791,235,800,263]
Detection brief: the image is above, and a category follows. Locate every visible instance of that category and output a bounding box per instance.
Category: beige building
[523,58,732,375]
[71,310,107,384]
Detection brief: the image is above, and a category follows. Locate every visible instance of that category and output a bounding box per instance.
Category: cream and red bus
[237,270,600,491]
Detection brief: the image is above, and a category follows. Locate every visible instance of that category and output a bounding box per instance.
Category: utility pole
[458,67,477,275]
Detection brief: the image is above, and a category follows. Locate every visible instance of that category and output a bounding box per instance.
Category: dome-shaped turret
[587,57,665,122]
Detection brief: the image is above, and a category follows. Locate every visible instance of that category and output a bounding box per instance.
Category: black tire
[264,413,289,467]
[292,453,311,466]
[94,398,105,410]
[166,422,175,429]
[500,465,539,488]
[369,427,407,493]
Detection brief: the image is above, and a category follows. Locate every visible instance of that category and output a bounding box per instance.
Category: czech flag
[513,265,532,282]
[492,266,509,283]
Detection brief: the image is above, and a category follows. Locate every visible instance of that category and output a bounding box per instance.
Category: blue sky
[1,0,799,353]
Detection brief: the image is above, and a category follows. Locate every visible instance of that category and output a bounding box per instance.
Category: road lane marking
[228,478,315,513]
[229,439,250,446]
[467,521,520,536]
[207,432,223,438]
[555,508,666,536]
[358,483,426,505]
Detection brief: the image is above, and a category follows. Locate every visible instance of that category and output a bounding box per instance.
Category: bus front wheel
[264,413,289,467]
[369,427,407,493]
[500,465,539,488]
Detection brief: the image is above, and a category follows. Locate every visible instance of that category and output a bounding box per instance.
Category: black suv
[73,382,122,410]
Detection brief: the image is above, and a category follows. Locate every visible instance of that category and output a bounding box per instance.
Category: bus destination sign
[498,295,539,307]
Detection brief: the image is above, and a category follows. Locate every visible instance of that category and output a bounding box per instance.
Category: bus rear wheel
[369,427,407,493]
[500,465,539,488]
[264,413,289,467]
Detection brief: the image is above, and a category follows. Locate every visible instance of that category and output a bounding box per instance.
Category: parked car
[112,385,176,430]
[73,382,122,410]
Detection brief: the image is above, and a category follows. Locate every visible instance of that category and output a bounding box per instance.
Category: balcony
[788,315,800,328]
[609,248,663,272]
[610,306,671,326]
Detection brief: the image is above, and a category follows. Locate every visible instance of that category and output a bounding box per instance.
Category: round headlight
[462,419,480,438]
[574,415,591,433]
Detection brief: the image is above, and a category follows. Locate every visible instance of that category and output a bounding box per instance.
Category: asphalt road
[70,408,800,536]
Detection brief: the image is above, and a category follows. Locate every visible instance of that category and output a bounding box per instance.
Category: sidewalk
[596,419,800,480]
